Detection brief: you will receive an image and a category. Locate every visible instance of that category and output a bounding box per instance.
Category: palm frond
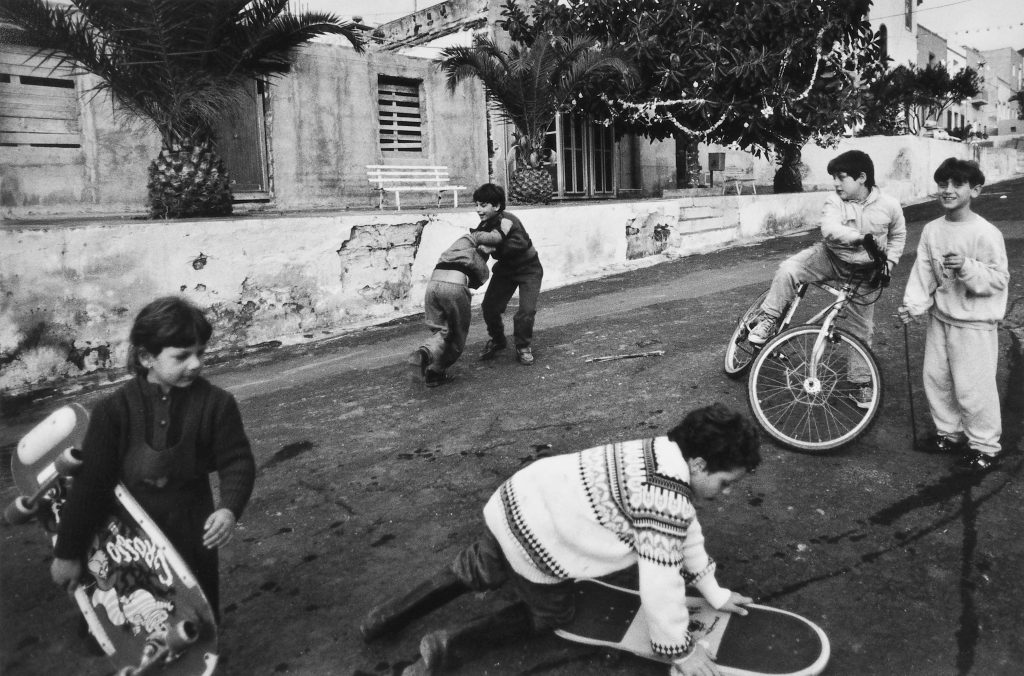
[437,30,635,154]
[0,0,365,147]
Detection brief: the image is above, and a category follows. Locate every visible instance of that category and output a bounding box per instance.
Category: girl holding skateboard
[50,296,256,619]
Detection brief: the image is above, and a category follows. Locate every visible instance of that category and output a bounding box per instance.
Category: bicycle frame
[773,276,872,385]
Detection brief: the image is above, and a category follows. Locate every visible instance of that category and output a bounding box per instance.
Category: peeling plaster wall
[1,194,834,395]
[699,135,1022,200]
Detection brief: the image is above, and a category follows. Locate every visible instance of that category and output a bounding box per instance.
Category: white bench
[721,166,756,195]
[366,165,467,210]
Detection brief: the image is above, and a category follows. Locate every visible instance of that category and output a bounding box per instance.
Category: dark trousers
[481,256,544,349]
[450,529,574,631]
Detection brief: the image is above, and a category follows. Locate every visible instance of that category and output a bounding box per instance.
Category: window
[551,113,616,198]
[378,76,422,154]
[0,48,81,147]
[905,0,913,30]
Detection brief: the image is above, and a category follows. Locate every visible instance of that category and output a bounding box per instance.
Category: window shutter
[378,77,422,153]
[0,47,81,147]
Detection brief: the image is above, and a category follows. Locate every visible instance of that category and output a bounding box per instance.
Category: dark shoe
[409,348,431,378]
[424,370,454,388]
[952,449,1000,474]
[915,434,969,455]
[402,603,533,676]
[360,568,468,643]
[480,339,507,361]
[516,347,535,366]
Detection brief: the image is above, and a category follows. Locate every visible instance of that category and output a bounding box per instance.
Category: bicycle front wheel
[747,325,882,452]
[723,288,770,378]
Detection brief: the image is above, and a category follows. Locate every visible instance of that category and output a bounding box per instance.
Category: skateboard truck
[3,446,83,526]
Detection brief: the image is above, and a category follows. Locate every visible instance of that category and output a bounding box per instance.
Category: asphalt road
[3,176,1024,676]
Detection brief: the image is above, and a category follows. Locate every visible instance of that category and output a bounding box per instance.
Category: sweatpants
[923,317,1002,456]
[421,279,472,373]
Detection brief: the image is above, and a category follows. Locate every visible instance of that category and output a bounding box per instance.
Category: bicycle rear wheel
[747,325,882,451]
[723,288,769,378]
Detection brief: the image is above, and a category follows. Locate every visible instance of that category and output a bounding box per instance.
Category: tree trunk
[147,140,233,219]
[773,144,804,193]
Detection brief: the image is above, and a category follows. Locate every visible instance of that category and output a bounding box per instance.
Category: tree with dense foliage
[860,63,981,136]
[1010,89,1024,120]
[0,0,364,218]
[435,3,634,204]
[515,0,883,192]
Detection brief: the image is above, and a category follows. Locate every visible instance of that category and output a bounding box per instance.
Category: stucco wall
[1,43,487,219]
[700,135,1023,202]
[0,192,827,396]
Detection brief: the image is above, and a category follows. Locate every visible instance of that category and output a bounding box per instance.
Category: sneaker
[853,385,874,409]
[915,434,969,455]
[747,314,778,346]
[424,370,454,388]
[953,449,1000,474]
[409,347,431,378]
[516,347,535,366]
[480,339,507,361]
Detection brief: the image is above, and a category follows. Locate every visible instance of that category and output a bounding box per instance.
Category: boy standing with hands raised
[898,158,1009,474]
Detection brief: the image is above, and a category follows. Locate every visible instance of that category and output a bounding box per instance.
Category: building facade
[1,34,489,219]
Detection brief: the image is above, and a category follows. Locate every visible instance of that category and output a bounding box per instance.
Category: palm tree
[437,29,633,204]
[0,0,364,218]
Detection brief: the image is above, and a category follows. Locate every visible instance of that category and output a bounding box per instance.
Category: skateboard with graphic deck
[6,404,219,676]
[555,578,830,676]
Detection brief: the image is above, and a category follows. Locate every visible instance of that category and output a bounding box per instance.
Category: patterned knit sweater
[483,437,730,657]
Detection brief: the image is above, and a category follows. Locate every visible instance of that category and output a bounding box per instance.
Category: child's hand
[897,306,915,325]
[51,557,82,593]
[942,252,965,273]
[203,508,237,549]
[719,591,752,615]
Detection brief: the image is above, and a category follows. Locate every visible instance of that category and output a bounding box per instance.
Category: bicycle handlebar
[861,234,890,288]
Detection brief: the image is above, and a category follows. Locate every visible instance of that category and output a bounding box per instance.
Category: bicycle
[724,235,890,451]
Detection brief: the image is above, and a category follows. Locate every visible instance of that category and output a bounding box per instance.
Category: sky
[317,0,1024,52]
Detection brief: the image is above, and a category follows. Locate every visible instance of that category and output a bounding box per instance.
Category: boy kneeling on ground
[361,403,761,676]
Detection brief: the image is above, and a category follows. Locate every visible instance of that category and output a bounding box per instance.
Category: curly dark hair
[666,403,761,474]
[127,296,212,375]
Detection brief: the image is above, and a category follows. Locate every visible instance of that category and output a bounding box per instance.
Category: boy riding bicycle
[747,150,906,405]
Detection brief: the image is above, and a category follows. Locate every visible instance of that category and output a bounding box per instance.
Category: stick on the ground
[585,350,665,363]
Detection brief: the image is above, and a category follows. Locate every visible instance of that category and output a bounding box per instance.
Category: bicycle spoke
[749,326,882,451]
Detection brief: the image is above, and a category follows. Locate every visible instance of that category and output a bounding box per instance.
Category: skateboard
[6,404,219,676]
[555,578,830,676]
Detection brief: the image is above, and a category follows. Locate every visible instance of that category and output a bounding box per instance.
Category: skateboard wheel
[54,447,84,476]
[166,620,200,652]
[4,496,38,525]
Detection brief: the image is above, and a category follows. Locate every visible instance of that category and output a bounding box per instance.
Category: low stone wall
[0,191,830,397]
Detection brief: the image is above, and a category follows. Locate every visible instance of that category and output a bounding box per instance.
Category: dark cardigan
[54,375,255,560]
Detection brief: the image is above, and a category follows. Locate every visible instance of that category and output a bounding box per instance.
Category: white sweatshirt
[902,214,1008,328]
[483,437,730,657]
